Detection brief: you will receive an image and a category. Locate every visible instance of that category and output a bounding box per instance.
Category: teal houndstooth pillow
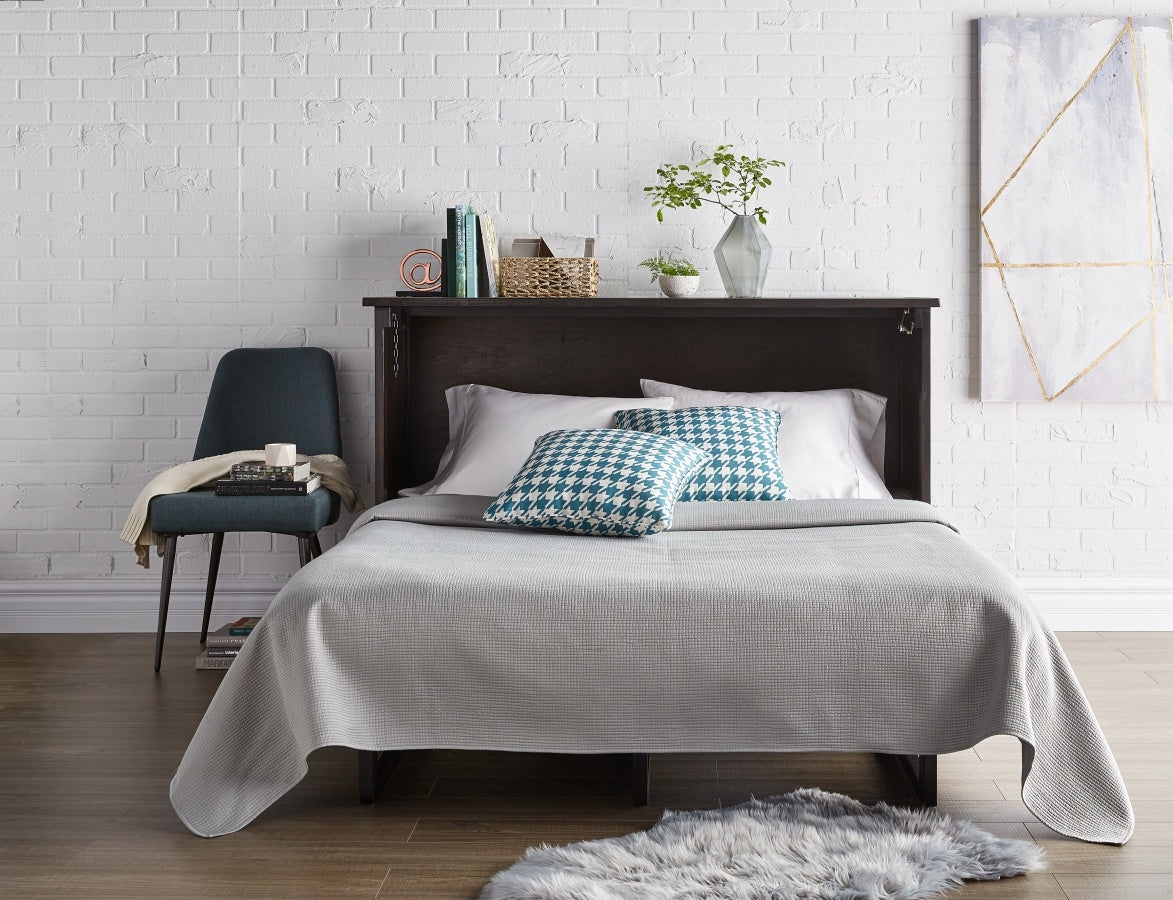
[483,428,710,536]
[613,405,788,502]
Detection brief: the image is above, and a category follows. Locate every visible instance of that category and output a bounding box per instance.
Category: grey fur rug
[480,788,1045,899]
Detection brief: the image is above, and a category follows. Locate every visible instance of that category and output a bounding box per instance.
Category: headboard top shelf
[363,296,940,313]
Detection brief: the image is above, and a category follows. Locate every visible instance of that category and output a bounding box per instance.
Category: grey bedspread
[170,497,1134,843]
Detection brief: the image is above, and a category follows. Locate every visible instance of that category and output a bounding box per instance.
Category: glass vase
[714,214,771,298]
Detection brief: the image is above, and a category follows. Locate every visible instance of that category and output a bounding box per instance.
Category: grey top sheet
[171,497,1133,843]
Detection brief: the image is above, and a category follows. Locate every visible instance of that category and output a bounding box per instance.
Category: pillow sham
[640,379,889,500]
[483,428,709,536]
[400,385,674,498]
[613,405,788,502]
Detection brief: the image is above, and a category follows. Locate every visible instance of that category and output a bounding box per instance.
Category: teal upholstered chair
[150,348,343,671]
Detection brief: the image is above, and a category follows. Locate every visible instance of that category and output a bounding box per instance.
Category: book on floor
[195,650,233,670]
[205,621,254,649]
[214,474,320,496]
[226,616,260,636]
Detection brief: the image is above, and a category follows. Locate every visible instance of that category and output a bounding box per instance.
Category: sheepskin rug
[480,788,1045,900]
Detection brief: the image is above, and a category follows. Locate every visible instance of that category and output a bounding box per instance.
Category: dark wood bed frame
[360,295,940,808]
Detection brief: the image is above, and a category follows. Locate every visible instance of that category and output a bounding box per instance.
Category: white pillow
[639,379,890,500]
[401,385,675,497]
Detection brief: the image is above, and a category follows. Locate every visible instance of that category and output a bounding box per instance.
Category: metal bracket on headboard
[390,313,400,379]
[898,308,916,335]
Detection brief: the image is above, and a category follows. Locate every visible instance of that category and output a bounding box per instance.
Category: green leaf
[656,209,664,222]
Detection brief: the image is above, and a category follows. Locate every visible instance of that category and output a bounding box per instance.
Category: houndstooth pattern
[614,406,788,502]
[483,428,710,536]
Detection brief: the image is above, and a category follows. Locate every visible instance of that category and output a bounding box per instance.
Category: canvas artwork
[980,17,1173,401]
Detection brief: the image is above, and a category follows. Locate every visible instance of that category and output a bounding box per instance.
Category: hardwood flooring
[0,631,1169,898]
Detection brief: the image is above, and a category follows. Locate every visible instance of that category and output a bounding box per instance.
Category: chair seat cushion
[149,488,340,536]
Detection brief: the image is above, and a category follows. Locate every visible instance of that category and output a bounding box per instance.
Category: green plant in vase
[643,145,785,298]
[638,252,701,298]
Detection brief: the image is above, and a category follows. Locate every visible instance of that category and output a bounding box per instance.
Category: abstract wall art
[980,17,1173,401]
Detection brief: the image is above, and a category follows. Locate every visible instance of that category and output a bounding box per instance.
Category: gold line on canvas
[1127,20,1161,398]
[1049,301,1172,400]
[981,22,1131,218]
[981,218,1050,399]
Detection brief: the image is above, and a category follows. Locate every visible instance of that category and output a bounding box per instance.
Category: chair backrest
[193,348,343,460]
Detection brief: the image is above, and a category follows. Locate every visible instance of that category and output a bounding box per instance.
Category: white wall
[2,1,1171,626]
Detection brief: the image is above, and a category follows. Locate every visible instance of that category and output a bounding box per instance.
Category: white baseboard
[1,577,1171,633]
[1016,578,1173,631]
[0,579,280,633]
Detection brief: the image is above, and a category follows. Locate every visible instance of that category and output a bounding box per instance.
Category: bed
[169,297,1133,844]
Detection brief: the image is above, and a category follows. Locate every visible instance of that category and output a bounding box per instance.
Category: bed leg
[892,753,937,806]
[632,753,650,806]
[358,749,405,803]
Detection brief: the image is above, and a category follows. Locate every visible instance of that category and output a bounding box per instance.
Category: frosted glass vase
[714,215,771,298]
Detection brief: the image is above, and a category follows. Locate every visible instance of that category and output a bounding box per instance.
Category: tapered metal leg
[200,532,224,644]
[309,534,323,560]
[297,536,311,567]
[154,535,178,672]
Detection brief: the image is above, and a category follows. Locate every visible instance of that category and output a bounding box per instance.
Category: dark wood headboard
[362,297,939,504]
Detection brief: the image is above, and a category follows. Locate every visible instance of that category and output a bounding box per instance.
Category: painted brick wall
[1,0,1170,587]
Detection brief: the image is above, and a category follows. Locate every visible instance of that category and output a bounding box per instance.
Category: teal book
[453,204,466,298]
[464,208,478,298]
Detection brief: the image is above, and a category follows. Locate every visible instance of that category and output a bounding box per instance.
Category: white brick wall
[2,0,1170,591]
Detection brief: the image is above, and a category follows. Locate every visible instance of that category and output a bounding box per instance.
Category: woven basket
[498,256,599,298]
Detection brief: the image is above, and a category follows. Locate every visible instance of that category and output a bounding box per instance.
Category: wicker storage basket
[498,256,599,298]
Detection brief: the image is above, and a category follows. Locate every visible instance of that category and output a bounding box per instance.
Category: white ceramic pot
[658,274,700,298]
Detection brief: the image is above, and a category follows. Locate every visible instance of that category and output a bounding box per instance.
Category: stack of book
[214,461,320,496]
[442,205,500,298]
[194,616,260,670]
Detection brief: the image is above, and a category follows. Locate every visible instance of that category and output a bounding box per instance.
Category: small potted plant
[643,145,785,298]
[638,252,701,298]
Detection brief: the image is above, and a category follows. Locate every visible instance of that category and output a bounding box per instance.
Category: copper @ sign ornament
[399,249,442,292]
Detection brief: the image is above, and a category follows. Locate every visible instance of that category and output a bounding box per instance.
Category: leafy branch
[643,145,786,225]
[638,252,699,281]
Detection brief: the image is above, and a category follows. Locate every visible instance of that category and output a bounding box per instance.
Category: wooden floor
[0,632,1170,899]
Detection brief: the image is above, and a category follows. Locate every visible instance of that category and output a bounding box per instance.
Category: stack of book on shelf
[195,616,260,670]
[214,461,320,496]
[441,205,500,298]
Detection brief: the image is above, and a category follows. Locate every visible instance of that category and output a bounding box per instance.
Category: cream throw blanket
[120,451,365,569]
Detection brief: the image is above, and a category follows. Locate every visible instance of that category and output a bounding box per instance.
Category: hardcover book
[445,207,457,296]
[206,620,254,648]
[454,204,467,298]
[480,212,500,297]
[227,616,261,636]
[230,462,310,482]
[464,208,478,298]
[214,474,321,496]
[195,650,233,670]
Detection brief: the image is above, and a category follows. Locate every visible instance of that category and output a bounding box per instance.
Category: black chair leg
[154,535,178,673]
[200,532,224,644]
[309,534,323,560]
[297,536,311,567]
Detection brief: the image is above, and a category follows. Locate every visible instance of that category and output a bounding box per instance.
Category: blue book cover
[464,209,478,298]
[453,204,466,298]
